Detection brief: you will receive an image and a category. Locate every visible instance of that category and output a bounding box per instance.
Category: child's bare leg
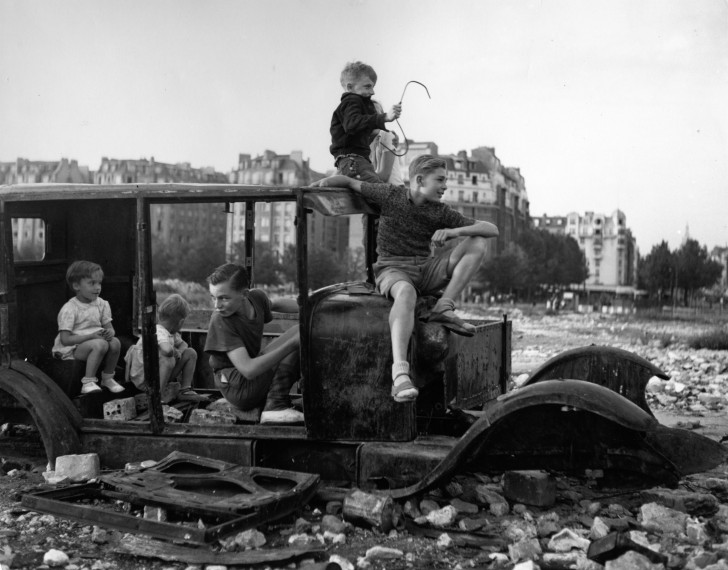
[74,339,109,379]
[101,337,121,375]
[176,348,198,390]
[98,338,124,393]
[432,237,488,334]
[158,354,176,393]
[388,281,418,402]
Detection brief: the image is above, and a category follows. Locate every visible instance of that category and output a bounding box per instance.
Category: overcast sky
[1,0,726,252]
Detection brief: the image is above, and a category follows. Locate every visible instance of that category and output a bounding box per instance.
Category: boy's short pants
[335,154,382,183]
[373,249,452,298]
[213,367,274,411]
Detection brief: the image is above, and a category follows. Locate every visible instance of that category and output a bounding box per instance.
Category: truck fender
[382,380,725,499]
[0,360,82,465]
[522,345,669,416]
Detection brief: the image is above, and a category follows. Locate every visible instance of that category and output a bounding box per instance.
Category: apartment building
[1,158,92,261]
[95,157,229,248]
[0,157,91,184]
[227,150,349,258]
[534,210,637,288]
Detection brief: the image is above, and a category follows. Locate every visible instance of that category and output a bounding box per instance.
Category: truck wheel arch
[0,361,82,465]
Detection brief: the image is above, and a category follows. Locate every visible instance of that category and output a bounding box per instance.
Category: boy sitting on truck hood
[312,155,499,403]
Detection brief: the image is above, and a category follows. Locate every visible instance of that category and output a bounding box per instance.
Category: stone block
[640,488,719,517]
[503,470,556,507]
[161,405,184,422]
[103,397,137,421]
[508,538,542,563]
[188,408,237,425]
[640,502,688,535]
[54,453,100,482]
[133,392,148,413]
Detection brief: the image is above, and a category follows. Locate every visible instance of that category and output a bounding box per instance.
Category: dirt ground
[1,305,728,569]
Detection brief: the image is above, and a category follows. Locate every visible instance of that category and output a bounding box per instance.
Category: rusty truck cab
[0,182,510,489]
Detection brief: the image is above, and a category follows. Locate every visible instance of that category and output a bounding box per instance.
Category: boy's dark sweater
[330,92,387,159]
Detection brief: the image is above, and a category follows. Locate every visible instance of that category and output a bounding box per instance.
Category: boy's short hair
[207,263,250,292]
[66,260,103,286]
[340,61,377,88]
[409,154,447,181]
[158,294,190,321]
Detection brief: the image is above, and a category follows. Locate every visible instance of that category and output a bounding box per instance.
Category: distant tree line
[152,230,364,291]
[477,229,589,300]
[638,238,723,306]
[152,227,724,308]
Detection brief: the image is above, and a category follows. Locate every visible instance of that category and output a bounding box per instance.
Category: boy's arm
[227,332,299,379]
[158,340,175,357]
[430,221,500,247]
[339,98,387,134]
[310,175,363,192]
[59,330,105,346]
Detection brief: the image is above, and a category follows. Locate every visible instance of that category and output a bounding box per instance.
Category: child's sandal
[392,374,418,403]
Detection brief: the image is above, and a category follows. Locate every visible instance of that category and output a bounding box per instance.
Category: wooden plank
[115,536,323,565]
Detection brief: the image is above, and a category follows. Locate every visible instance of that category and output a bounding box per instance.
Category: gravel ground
[2,306,728,570]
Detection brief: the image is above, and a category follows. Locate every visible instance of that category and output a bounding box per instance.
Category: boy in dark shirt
[330,61,402,182]
[312,155,499,404]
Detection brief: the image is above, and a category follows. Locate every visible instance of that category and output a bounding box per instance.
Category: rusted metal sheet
[0,364,81,463]
[254,438,360,484]
[304,284,509,441]
[358,437,456,490]
[22,451,319,544]
[0,182,300,202]
[304,283,416,441]
[80,432,254,469]
[301,188,377,216]
[523,345,668,416]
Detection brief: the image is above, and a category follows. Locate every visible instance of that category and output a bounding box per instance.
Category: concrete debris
[503,470,556,507]
[640,502,689,534]
[640,488,720,517]
[604,550,662,569]
[508,537,542,563]
[42,549,69,568]
[362,545,403,560]
[547,528,590,552]
[425,505,458,528]
[52,453,100,483]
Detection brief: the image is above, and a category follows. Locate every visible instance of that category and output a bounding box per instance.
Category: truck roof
[0,183,377,215]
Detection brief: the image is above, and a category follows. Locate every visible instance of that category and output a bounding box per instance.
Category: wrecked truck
[0,182,724,496]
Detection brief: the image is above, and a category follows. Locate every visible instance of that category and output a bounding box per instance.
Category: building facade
[95,157,229,249]
[534,210,638,287]
[0,157,91,184]
[227,150,349,258]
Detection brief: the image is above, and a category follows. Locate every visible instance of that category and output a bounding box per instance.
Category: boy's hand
[100,328,114,341]
[431,229,456,247]
[311,175,352,188]
[385,103,402,122]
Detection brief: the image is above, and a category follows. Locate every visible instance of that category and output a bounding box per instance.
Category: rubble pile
[508,311,728,416]
[5,462,728,569]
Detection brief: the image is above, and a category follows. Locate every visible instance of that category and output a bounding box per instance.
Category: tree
[307,245,347,290]
[638,241,674,298]
[480,243,529,295]
[152,231,226,283]
[515,229,588,298]
[676,239,723,305]
[229,241,283,286]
